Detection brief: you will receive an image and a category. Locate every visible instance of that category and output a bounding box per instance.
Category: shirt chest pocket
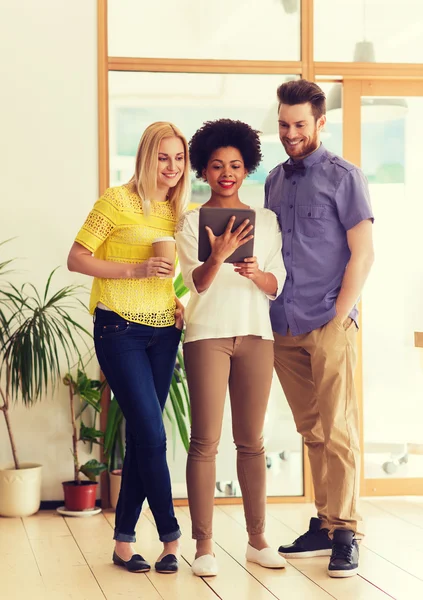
[296,205,326,238]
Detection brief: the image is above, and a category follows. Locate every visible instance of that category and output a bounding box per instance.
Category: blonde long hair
[129,122,190,219]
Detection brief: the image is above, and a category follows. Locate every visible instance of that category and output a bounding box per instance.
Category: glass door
[344,79,423,496]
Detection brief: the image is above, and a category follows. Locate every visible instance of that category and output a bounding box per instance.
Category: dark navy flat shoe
[154,553,179,573]
[112,550,151,572]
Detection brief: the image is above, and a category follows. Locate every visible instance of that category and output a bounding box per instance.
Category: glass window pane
[108,0,300,61]
[320,82,343,157]
[362,96,423,479]
[315,0,423,63]
[109,71,296,207]
[109,71,304,497]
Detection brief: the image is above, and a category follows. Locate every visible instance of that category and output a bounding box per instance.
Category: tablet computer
[198,207,256,263]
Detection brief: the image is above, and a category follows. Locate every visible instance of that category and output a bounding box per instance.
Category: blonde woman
[68,122,189,574]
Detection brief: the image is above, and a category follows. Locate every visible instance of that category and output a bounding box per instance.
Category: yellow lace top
[75,184,176,327]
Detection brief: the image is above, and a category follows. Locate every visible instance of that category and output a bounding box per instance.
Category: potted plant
[61,368,107,513]
[0,242,90,517]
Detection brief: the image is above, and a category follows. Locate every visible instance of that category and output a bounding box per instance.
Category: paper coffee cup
[152,237,176,276]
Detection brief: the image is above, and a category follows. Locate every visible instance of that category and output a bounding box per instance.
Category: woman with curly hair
[175,118,286,576]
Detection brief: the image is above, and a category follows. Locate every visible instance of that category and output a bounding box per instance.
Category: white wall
[0,1,98,500]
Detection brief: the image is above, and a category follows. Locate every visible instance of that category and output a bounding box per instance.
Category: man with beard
[264,79,374,578]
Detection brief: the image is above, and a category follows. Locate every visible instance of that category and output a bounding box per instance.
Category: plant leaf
[0,269,92,405]
[104,396,124,471]
[173,273,190,299]
[168,386,189,452]
[79,459,107,481]
[79,421,104,444]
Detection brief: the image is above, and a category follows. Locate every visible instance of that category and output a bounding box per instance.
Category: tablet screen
[198,207,256,263]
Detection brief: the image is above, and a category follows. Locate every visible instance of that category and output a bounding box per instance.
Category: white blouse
[175,207,286,343]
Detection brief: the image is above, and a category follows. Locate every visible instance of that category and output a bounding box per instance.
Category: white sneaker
[246,544,287,569]
[191,554,218,577]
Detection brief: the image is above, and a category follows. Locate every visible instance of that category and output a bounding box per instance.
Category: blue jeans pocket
[95,322,130,338]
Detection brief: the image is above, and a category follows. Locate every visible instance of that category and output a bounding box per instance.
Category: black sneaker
[278,517,332,558]
[328,529,359,578]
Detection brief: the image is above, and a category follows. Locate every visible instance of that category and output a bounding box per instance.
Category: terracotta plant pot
[109,469,122,510]
[62,480,98,511]
[0,463,42,517]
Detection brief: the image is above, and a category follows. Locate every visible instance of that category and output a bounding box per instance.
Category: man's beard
[282,131,319,160]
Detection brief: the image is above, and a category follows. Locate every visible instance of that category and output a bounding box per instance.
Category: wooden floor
[2,497,423,600]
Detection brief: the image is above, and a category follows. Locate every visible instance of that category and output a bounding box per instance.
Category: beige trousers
[273,317,363,537]
[183,336,274,540]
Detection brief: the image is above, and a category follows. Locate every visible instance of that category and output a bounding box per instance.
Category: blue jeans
[94,308,182,543]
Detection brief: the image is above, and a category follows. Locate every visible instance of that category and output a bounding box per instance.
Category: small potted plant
[61,368,107,514]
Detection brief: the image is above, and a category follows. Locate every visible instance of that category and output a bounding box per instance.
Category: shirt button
[292,181,296,186]
[287,299,292,304]
[286,252,291,257]
[288,228,292,233]
[289,204,293,209]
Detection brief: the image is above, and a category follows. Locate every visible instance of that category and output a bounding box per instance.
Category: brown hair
[277,80,326,120]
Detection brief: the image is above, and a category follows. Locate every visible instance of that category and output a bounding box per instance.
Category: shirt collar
[288,143,326,168]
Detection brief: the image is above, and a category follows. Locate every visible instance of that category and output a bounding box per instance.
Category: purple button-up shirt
[265,144,373,336]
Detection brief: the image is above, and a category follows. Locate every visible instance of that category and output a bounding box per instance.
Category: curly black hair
[189,118,263,179]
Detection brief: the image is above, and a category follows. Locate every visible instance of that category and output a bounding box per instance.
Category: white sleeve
[175,213,208,297]
[263,213,286,300]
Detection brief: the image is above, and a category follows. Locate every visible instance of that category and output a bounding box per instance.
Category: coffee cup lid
[152,237,176,243]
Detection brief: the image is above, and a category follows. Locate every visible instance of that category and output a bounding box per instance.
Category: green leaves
[64,368,104,414]
[173,272,190,299]
[0,238,17,277]
[104,396,124,472]
[65,367,107,480]
[0,270,91,405]
[168,360,191,452]
[79,459,107,482]
[0,244,93,470]
[79,421,104,444]
[0,251,101,481]
[164,277,191,453]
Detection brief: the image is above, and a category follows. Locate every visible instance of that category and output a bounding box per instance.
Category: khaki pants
[184,336,274,540]
[273,317,363,537]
